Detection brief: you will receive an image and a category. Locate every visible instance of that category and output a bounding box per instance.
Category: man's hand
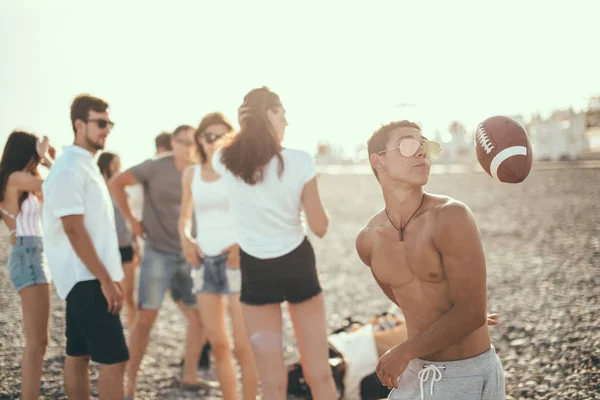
[60,214,123,314]
[128,218,144,237]
[101,281,124,315]
[222,244,240,268]
[487,313,499,326]
[131,245,141,267]
[375,345,409,389]
[182,237,202,266]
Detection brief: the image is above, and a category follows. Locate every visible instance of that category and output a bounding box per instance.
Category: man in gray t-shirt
[129,154,185,253]
[110,125,209,397]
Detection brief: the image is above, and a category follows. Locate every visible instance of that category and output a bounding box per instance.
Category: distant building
[314,141,354,165]
[585,96,600,151]
[527,108,588,161]
[432,121,472,163]
[509,114,528,129]
[326,97,600,165]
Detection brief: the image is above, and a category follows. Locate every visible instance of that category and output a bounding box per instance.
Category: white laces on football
[417,364,444,400]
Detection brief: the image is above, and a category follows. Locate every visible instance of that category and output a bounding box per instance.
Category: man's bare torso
[361,194,491,361]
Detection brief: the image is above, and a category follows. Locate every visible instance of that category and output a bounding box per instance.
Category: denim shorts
[192,253,241,295]
[8,236,51,293]
[137,244,196,310]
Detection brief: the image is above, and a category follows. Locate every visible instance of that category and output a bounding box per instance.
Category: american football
[475,115,533,183]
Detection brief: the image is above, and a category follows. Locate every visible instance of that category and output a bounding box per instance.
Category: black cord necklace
[384,193,426,241]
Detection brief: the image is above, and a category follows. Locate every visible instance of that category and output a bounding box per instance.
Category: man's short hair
[70,94,109,133]
[367,120,421,179]
[155,132,172,152]
[173,125,194,137]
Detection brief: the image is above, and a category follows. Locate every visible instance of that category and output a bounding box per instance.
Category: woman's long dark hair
[220,87,284,185]
[0,131,41,211]
[97,152,118,180]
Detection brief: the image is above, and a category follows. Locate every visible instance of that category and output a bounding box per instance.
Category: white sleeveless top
[0,194,44,237]
[191,165,237,256]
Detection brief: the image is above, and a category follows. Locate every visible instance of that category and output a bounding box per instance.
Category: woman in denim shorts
[178,113,258,399]
[0,131,54,400]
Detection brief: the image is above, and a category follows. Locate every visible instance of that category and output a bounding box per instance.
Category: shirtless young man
[356,121,505,399]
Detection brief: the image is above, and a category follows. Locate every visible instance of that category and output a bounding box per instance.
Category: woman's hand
[222,244,240,268]
[36,136,50,159]
[131,242,141,267]
[36,136,55,167]
[182,237,203,266]
[48,144,56,160]
[237,106,252,126]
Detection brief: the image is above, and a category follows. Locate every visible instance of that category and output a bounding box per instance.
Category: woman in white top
[213,87,337,400]
[179,113,258,400]
[0,130,54,400]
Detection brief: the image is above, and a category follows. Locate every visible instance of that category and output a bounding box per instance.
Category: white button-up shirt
[42,145,123,299]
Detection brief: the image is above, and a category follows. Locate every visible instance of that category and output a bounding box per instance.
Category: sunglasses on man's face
[199,132,226,144]
[378,138,441,160]
[87,119,115,129]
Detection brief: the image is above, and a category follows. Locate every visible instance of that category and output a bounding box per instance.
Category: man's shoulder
[356,209,387,264]
[44,154,81,182]
[130,153,176,181]
[362,209,387,233]
[52,152,74,168]
[430,195,473,223]
[430,195,478,246]
[134,152,174,167]
[153,152,175,162]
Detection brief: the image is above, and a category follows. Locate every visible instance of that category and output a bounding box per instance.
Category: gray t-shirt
[113,198,132,248]
[129,153,187,253]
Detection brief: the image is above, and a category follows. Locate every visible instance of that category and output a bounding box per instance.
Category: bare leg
[228,294,258,400]
[121,262,137,329]
[98,361,126,399]
[242,303,285,400]
[177,302,207,385]
[197,293,237,399]
[64,355,90,399]
[125,309,158,397]
[19,284,50,400]
[288,294,337,400]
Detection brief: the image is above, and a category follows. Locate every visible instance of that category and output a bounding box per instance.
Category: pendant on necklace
[385,193,426,243]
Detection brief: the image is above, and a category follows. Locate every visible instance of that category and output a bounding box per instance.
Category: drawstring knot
[417,364,444,400]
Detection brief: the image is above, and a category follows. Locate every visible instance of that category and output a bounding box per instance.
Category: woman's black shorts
[239,237,322,306]
[119,245,134,264]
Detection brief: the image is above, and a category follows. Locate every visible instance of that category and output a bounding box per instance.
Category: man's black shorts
[65,279,129,364]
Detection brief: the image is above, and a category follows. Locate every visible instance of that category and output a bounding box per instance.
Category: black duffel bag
[286,343,346,399]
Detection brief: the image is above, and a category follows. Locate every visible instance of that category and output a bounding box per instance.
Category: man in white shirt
[42,94,128,400]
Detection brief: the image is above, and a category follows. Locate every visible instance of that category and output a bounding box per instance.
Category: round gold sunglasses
[378,138,441,160]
